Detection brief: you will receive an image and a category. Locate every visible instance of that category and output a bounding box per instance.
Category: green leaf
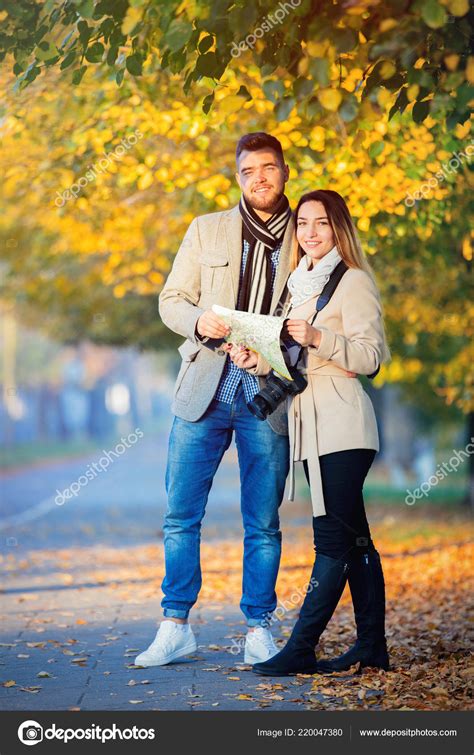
[75,0,95,19]
[72,65,87,84]
[35,41,59,62]
[275,96,296,121]
[202,92,215,114]
[309,58,330,87]
[116,68,125,86]
[85,42,104,62]
[106,45,118,66]
[195,52,223,78]
[339,94,358,122]
[293,77,314,99]
[163,19,193,53]
[413,100,430,123]
[60,50,77,70]
[198,35,214,54]
[332,28,358,53]
[421,0,448,29]
[388,87,409,120]
[126,53,143,76]
[368,141,385,158]
[262,79,285,103]
[77,20,91,46]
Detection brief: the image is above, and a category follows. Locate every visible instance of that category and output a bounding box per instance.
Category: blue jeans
[161,386,290,626]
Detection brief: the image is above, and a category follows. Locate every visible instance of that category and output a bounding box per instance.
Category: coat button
[217,350,225,356]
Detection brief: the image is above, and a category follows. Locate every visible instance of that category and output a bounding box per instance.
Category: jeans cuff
[246,616,273,628]
[163,608,189,620]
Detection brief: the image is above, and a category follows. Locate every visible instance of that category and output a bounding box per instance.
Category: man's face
[236,148,289,214]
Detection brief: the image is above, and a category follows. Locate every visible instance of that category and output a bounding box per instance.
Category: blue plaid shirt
[214,239,282,404]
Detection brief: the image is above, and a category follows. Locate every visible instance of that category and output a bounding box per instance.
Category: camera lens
[248,394,270,420]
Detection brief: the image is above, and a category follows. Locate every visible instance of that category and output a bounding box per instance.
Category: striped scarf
[238,194,291,314]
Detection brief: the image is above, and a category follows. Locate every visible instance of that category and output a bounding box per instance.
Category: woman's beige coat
[251,267,388,517]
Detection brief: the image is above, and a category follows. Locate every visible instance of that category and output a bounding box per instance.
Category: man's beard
[246,187,284,213]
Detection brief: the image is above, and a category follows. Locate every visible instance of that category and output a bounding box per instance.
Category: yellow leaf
[446,0,469,16]
[218,96,246,115]
[137,171,154,190]
[444,54,460,72]
[379,61,396,80]
[466,57,474,85]
[317,89,342,112]
[3,680,16,687]
[407,84,420,102]
[122,6,144,35]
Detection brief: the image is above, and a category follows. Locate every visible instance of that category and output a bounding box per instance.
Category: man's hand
[196,310,231,339]
[228,345,258,370]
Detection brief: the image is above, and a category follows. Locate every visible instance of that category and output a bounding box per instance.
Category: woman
[230,190,391,676]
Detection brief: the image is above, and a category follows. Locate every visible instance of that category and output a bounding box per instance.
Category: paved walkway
[0,426,315,711]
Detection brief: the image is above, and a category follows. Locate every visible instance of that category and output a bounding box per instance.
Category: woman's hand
[285,319,321,348]
[227,344,258,369]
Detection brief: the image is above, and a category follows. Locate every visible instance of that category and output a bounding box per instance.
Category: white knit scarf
[287,245,342,308]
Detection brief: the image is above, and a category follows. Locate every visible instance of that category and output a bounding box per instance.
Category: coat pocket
[199,255,229,293]
[174,340,201,402]
[329,376,361,408]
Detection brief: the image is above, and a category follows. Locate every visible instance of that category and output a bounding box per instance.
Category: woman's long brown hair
[291,189,372,274]
[291,189,391,361]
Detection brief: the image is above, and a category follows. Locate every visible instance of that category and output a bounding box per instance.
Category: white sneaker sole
[244,648,277,665]
[135,639,198,667]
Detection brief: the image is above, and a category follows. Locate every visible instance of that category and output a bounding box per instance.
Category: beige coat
[158,204,295,435]
[280,268,388,517]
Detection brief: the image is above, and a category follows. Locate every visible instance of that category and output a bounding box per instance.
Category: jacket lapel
[223,205,243,308]
[270,215,294,314]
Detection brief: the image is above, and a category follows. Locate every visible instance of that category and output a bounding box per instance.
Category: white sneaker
[134,621,197,667]
[244,627,278,664]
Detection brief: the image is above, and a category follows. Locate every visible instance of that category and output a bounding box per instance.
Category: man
[135,133,294,668]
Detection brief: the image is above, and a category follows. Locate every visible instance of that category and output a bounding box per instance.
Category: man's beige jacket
[158,204,295,435]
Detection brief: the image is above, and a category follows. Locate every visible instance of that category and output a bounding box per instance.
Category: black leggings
[303,449,376,561]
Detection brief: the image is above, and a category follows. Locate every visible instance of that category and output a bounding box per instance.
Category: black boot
[316,549,389,672]
[252,554,349,676]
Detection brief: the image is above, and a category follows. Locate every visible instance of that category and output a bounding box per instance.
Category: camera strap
[282,260,348,368]
[281,260,380,380]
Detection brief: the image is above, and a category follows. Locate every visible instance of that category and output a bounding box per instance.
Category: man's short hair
[236,132,285,166]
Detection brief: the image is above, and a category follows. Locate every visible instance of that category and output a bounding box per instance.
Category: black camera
[248,364,307,421]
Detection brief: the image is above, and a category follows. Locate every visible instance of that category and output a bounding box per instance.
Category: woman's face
[296,200,336,262]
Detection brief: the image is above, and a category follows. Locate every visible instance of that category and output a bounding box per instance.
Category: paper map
[212,304,292,380]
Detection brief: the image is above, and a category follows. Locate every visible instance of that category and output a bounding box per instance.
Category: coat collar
[223,203,294,313]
